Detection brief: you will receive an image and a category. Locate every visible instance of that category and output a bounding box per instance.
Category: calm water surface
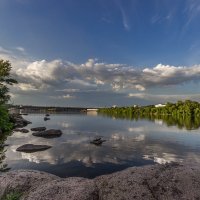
[2,113,200,178]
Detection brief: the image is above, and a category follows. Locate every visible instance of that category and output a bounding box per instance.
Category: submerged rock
[16,144,51,153]
[1,163,200,200]
[93,137,102,142]
[32,129,62,138]
[44,117,50,121]
[31,127,46,132]
[90,137,106,145]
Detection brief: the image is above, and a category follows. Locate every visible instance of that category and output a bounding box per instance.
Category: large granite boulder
[1,163,200,200]
[0,170,58,199]
[95,163,200,200]
[16,144,51,153]
[25,178,98,200]
[32,129,62,138]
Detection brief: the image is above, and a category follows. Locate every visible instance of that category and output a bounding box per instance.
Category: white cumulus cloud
[1,47,200,105]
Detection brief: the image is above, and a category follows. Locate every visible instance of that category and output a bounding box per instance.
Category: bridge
[9,105,100,113]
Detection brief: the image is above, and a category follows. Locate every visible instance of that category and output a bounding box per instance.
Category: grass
[3,191,22,200]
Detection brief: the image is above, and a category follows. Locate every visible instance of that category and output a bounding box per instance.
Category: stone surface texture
[1,163,200,200]
[13,128,29,133]
[32,129,62,138]
[30,127,46,132]
[16,144,51,153]
[9,114,31,128]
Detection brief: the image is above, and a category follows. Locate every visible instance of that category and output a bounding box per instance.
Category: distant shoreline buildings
[155,104,166,108]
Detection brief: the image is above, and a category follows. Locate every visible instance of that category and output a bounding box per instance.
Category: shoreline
[1,162,200,199]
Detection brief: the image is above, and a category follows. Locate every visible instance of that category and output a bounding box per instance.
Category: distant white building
[87,108,98,111]
[86,108,98,116]
[155,104,166,108]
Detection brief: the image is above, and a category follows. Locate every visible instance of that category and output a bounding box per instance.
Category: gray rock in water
[10,114,32,128]
[93,137,102,142]
[90,137,106,145]
[32,129,62,138]
[13,128,29,133]
[31,127,46,132]
[44,117,50,121]
[21,129,29,133]
[16,144,51,153]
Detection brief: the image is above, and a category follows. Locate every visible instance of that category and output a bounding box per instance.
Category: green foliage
[0,59,16,172]
[0,115,12,172]
[0,59,17,104]
[3,191,22,200]
[0,105,13,132]
[0,59,16,133]
[98,100,200,130]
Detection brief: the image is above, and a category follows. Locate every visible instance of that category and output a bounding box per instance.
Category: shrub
[3,191,22,200]
[0,105,13,132]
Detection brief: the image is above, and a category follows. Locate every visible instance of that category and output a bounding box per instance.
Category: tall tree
[0,60,17,104]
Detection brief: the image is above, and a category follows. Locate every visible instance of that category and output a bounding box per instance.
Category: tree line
[98,100,200,130]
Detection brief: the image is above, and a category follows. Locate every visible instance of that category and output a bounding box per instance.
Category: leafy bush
[0,105,13,132]
[3,191,22,200]
[0,59,17,134]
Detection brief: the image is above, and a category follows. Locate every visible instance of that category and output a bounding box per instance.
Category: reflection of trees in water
[0,134,10,172]
[99,100,200,130]
[99,112,200,130]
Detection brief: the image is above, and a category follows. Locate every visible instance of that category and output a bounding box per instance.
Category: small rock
[45,114,50,117]
[32,129,62,138]
[16,144,52,153]
[13,128,29,133]
[90,137,106,146]
[93,137,102,142]
[44,117,50,121]
[31,127,46,132]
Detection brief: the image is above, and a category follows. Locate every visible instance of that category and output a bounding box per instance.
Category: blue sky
[1,0,200,106]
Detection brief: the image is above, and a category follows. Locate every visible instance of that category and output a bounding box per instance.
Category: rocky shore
[9,113,32,128]
[1,163,200,200]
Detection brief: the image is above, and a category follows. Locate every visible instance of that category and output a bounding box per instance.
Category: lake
[1,112,200,178]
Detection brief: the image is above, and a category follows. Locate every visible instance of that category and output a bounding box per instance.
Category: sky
[1,0,200,107]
